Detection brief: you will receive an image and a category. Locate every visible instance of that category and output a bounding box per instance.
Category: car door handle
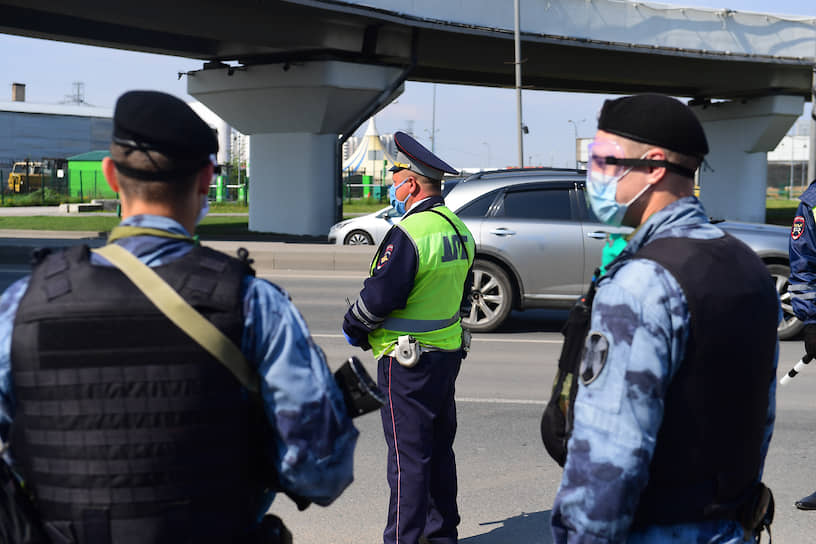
[490,228,516,236]
[586,231,608,240]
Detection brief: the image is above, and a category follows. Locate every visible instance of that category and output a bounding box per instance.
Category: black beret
[598,94,709,158]
[113,90,217,158]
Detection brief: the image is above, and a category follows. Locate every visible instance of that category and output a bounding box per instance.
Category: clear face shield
[585,139,646,226]
[586,139,629,183]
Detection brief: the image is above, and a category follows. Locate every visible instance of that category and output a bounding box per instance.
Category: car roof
[445,167,585,213]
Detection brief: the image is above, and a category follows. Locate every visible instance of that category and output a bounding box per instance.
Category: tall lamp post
[514,0,524,168]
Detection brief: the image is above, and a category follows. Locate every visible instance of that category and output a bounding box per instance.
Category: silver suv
[444,168,799,339]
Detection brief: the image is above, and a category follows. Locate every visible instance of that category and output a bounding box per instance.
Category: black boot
[795,491,816,510]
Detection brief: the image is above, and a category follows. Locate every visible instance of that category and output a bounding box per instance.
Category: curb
[0,233,375,273]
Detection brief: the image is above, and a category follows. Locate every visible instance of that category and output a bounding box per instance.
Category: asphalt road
[1,263,816,542]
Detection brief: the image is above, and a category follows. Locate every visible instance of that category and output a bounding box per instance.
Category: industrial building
[0,83,112,172]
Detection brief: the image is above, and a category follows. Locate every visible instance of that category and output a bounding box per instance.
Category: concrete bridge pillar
[188,61,404,235]
[693,95,804,223]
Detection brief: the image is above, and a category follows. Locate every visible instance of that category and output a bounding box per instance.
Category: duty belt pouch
[540,271,598,467]
[394,335,420,367]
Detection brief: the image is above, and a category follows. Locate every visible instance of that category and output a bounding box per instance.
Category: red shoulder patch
[377,244,394,270]
[792,216,806,240]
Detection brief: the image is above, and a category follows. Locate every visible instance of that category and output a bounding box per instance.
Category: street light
[514,0,523,167]
[568,119,585,169]
[482,141,491,169]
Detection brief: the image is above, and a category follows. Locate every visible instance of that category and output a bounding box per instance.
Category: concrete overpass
[1,0,815,233]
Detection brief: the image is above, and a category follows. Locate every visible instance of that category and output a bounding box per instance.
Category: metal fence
[0,166,93,206]
[343,182,388,202]
[0,164,250,206]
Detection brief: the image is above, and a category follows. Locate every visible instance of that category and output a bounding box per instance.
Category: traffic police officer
[788,174,816,510]
[343,131,474,544]
[0,90,358,543]
[551,94,779,542]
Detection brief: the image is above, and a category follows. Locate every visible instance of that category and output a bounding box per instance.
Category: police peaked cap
[113,90,217,163]
[390,131,458,180]
[598,94,709,158]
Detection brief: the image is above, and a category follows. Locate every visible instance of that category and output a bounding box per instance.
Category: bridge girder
[0,0,812,101]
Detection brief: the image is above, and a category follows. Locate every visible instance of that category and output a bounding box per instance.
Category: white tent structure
[342,117,397,185]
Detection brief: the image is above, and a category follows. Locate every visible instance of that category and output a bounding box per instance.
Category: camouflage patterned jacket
[551,196,778,543]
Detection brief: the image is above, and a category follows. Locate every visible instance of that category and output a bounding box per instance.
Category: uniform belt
[380,314,459,333]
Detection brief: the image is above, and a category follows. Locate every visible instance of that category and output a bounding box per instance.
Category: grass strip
[0,215,249,234]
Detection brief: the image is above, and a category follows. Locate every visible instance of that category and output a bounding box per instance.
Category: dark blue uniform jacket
[789,181,816,324]
[342,196,471,349]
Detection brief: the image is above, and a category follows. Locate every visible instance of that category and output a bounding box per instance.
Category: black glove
[804,324,816,358]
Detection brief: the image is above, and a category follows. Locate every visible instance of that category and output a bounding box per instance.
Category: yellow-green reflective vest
[368,206,475,359]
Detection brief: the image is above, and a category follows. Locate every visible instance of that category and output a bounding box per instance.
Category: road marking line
[258,272,364,280]
[471,338,562,344]
[311,333,561,344]
[456,397,547,405]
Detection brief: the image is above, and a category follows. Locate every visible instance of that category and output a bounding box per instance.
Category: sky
[1,0,815,170]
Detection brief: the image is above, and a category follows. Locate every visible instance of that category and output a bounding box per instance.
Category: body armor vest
[10,244,264,544]
[631,234,778,526]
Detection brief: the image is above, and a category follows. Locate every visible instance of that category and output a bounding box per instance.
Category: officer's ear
[407,175,422,195]
[102,157,121,193]
[197,162,214,195]
[644,149,667,185]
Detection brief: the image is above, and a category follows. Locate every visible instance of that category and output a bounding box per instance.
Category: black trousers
[378,350,462,544]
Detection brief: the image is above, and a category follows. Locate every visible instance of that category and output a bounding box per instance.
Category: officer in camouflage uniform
[551,94,779,543]
[0,91,358,543]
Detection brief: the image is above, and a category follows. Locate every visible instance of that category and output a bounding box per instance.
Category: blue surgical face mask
[388,177,411,216]
[586,153,651,226]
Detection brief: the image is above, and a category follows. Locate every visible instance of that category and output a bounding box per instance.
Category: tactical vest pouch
[540,272,598,467]
[705,481,774,543]
[0,455,50,544]
[742,482,773,543]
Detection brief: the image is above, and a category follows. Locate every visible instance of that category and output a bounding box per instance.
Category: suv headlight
[330,220,350,232]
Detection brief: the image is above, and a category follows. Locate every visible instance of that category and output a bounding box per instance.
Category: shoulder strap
[91,244,260,394]
[107,225,195,244]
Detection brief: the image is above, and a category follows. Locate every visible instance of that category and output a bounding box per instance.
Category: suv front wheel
[462,260,513,332]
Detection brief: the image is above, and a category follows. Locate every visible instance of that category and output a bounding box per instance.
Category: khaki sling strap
[92,244,260,394]
[107,226,194,244]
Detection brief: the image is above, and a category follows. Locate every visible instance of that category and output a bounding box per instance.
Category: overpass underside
[1,0,814,232]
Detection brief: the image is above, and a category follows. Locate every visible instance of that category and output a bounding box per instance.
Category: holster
[738,483,774,543]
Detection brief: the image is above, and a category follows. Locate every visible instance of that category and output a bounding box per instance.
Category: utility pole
[514,0,523,168]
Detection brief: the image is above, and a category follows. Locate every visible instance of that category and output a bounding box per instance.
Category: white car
[328,206,402,245]
[328,178,462,245]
